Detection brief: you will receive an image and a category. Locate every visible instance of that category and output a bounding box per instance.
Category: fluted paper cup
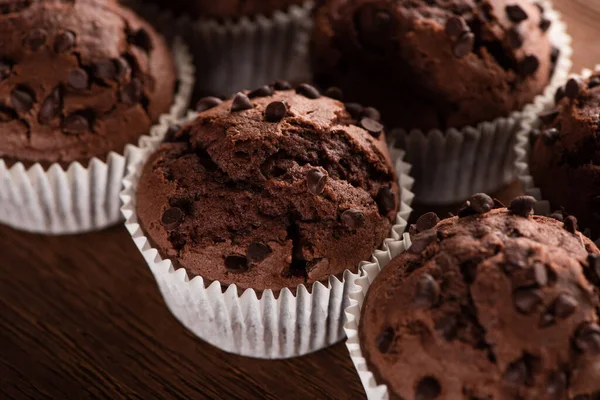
[0,39,195,235]
[389,0,572,205]
[515,65,600,232]
[120,117,415,359]
[125,0,313,97]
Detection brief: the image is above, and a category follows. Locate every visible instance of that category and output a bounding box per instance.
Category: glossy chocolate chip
[375,327,394,353]
[415,377,441,400]
[25,28,48,51]
[129,29,152,52]
[161,207,184,230]
[553,293,578,318]
[0,61,11,81]
[11,86,34,113]
[469,193,494,214]
[540,18,552,32]
[564,216,578,234]
[345,102,363,119]
[361,107,381,122]
[360,117,384,137]
[376,185,395,216]
[555,86,566,103]
[541,128,560,145]
[509,196,536,217]
[574,323,600,354]
[445,16,467,37]
[248,85,273,98]
[67,68,89,90]
[62,113,90,134]
[196,96,222,112]
[519,55,540,76]
[273,80,292,90]
[504,359,529,385]
[94,60,118,81]
[324,87,344,101]
[514,288,543,314]
[565,77,584,99]
[120,78,143,105]
[416,212,440,232]
[414,274,440,308]
[341,209,365,229]
[307,169,327,194]
[295,83,320,99]
[546,371,567,400]
[508,27,523,49]
[453,32,474,58]
[506,5,528,23]
[247,243,271,262]
[530,262,548,286]
[54,31,76,53]
[38,87,62,124]
[538,109,559,124]
[265,101,287,122]
[224,255,249,273]
[231,92,253,112]
[409,229,438,254]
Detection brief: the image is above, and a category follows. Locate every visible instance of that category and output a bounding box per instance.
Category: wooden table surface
[1,1,599,399]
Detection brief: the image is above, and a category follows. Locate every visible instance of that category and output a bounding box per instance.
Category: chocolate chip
[11,86,34,113]
[0,61,11,81]
[539,18,552,32]
[25,28,47,51]
[409,229,437,254]
[161,207,184,230]
[120,78,143,105]
[115,58,130,82]
[550,210,565,222]
[248,85,273,98]
[295,83,320,99]
[564,216,578,234]
[231,92,253,112]
[129,29,152,52]
[514,288,543,314]
[469,193,494,214]
[555,86,566,103]
[247,242,271,262]
[62,113,90,134]
[415,377,441,400]
[345,102,363,119]
[224,255,248,273]
[453,32,474,58]
[94,60,118,81]
[307,169,327,194]
[376,185,395,216]
[356,6,395,51]
[538,109,559,125]
[265,101,287,122]
[416,213,440,233]
[541,128,560,145]
[375,327,394,353]
[546,371,567,400]
[574,323,600,354]
[273,80,292,90]
[38,87,62,124]
[508,27,523,49]
[325,87,344,101]
[341,209,365,229]
[360,117,384,137]
[445,16,467,37]
[553,293,578,318]
[509,196,536,217]
[506,5,528,23]
[589,77,600,89]
[54,31,76,53]
[414,274,440,308]
[530,262,548,286]
[458,201,477,218]
[67,68,89,90]
[565,77,584,99]
[196,96,222,112]
[163,124,182,142]
[519,55,540,76]
[361,107,381,122]
[539,312,556,328]
[504,359,529,385]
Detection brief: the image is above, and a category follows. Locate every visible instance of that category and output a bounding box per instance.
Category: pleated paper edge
[120,119,415,359]
[0,38,195,235]
[390,0,573,205]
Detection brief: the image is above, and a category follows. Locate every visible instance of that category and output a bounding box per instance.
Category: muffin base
[120,116,414,359]
[0,39,195,235]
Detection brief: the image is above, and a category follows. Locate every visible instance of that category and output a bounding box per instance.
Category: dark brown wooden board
[1,2,598,398]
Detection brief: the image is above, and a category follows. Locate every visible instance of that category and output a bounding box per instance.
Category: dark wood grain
[0,2,598,399]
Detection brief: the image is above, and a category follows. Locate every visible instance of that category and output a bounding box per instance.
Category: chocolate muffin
[360,194,600,399]
[136,84,399,292]
[0,0,176,167]
[142,0,305,19]
[313,0,555,130]
[530,71,600,239]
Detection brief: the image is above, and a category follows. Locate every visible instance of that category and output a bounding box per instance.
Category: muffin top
[360,194,600,399]
[146,0,305,20]
[0,0,176,167]
[313,0,554,130]
[530,71,600,238]
[136,83,399,292]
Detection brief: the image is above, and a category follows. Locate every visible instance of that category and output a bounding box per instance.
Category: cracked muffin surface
[360,195,600,399]
[0,0,176,167]
[136,85,399,292]
[312,0,555,130]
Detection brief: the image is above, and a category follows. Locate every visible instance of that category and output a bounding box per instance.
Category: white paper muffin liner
[125,0,313,97]
[515,65,600,227]
[120,118,415,359]
[0,39,195,235]
[390,0,572,205]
